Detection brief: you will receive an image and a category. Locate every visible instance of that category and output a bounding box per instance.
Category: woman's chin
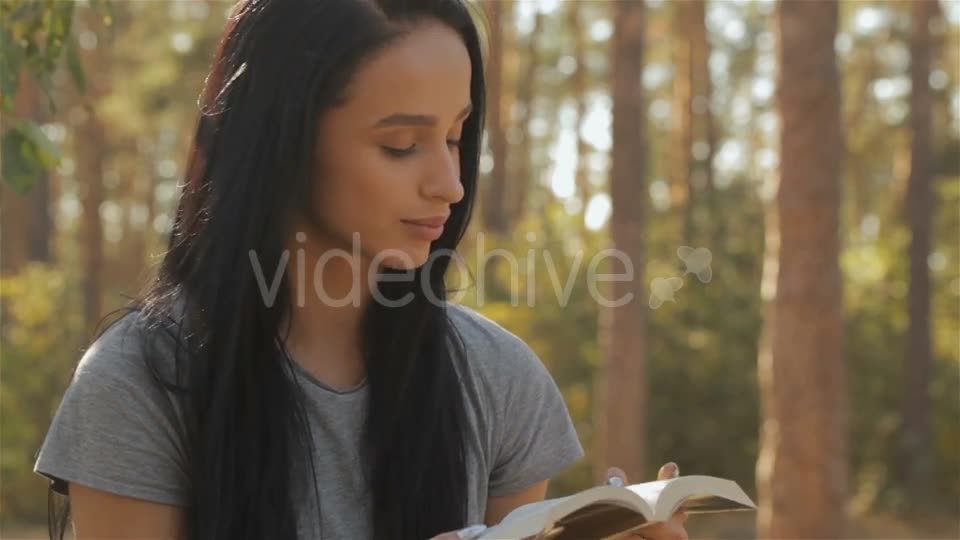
[378,247,431,272]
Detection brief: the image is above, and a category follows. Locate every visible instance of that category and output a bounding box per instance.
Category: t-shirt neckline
[279,346,368,396]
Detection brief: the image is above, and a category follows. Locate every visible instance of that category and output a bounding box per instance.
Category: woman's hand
[428,462,689,540]
[428,523,489,540]
[606,462,689,540]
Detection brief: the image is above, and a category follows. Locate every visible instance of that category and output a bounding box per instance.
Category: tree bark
[897,0,938,508]
[481,0,510,235]
[596,0,647,484]
[569,0,591,240]
[670,0,713,245]
[1,74,54,273]
[77,106,106,333]
[757,1,848,538]
[689,0,714,245]
[669,0,693,211]
[508,9,544,226]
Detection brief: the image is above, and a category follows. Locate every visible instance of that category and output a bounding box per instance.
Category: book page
[479,495,577,539]
[498,495,575,526]
[480,487,645,539]
[624,479,671,511]
[654,476,757,521]
[551,503,649,539]
[480,476,756,539]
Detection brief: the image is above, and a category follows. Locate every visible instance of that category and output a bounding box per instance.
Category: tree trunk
[0,185,29,274]
[77,105,106,333]
[1,74,54,273]
[845,48,879,235]
[508,9,544,226]
[481,0,510,235]
[671,0,712,245]
[569,0,591,239]
[757,1,847,538]
[669,0,693,211]
[596,0,647,484]
[689,0,714,245]
[896,0,938,508]
[27,174,53,263]
[130,172,149,277]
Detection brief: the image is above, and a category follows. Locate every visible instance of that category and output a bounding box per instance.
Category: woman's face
[307,19,472,270]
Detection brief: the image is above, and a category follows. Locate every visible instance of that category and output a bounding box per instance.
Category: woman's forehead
[335,20,472,127]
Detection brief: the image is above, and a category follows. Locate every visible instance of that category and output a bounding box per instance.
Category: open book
[478,475,756,540]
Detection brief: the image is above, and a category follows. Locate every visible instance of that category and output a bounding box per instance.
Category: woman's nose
[421,146,464,203]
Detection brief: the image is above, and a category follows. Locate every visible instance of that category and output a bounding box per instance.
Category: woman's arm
[429,480,550,540]
[69,482,185,540]
[483,479,548,525]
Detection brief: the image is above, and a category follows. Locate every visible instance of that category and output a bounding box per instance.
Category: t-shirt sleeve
[487,337,585,497]
[33,315,189,506]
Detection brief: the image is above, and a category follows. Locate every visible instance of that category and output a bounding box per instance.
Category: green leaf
[19,120,60,167]
[33,69,55,113]
[45,1,74,61]
[0,25,22,99]
[1,121,60,193]
[1,129,42,192]
[65,36,86,94]
[89,0,116,31]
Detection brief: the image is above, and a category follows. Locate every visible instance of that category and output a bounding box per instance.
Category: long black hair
[50,0,487,538]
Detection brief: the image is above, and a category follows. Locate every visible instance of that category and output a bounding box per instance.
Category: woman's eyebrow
[372,102,472,128]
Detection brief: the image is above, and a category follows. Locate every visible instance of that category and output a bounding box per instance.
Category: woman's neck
[278,228,373,390]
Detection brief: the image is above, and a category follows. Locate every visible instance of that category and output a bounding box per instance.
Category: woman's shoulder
[74,309,184,388]
[35,309,190,505]
[444,302,585,494]
[444,302,549,386]
[445,302,533,355]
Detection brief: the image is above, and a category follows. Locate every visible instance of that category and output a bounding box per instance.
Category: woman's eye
[382,143,417,157]
[382,139,461,158]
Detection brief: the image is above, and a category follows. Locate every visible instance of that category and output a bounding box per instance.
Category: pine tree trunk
[509,9,544,225]
[569,0,591,240]
[757,1,847,538]
[1,74,54,272]
[897,0,938,507]
[1,186,29,274]
[671,0,712,245]
[481,0,509,235]
[669,0,693,212]
[688,0,713,245]
[596,0,647,484]
[78,106,106,333]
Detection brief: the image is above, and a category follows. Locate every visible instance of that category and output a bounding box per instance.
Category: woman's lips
[401,216,447,241]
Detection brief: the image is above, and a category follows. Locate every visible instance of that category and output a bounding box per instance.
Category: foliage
[0,263,85,525]
[0,0,112,192]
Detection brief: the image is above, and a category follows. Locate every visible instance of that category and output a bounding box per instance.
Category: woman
[34,1,687,539]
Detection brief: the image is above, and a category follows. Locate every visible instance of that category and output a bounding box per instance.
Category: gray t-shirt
[34,302,584,538]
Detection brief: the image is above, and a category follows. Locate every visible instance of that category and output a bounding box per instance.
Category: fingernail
[607,475,625,487]
[456,524,488,539]
[664,462,678,477]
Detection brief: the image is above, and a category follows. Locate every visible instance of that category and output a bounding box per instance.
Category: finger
[631,522,670,539]
[657,462,679,481]
[628,521,664,538]
[606,466,628,486]
[428,524,488,540]
[633,520,688,540]
[455,525,488,539]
